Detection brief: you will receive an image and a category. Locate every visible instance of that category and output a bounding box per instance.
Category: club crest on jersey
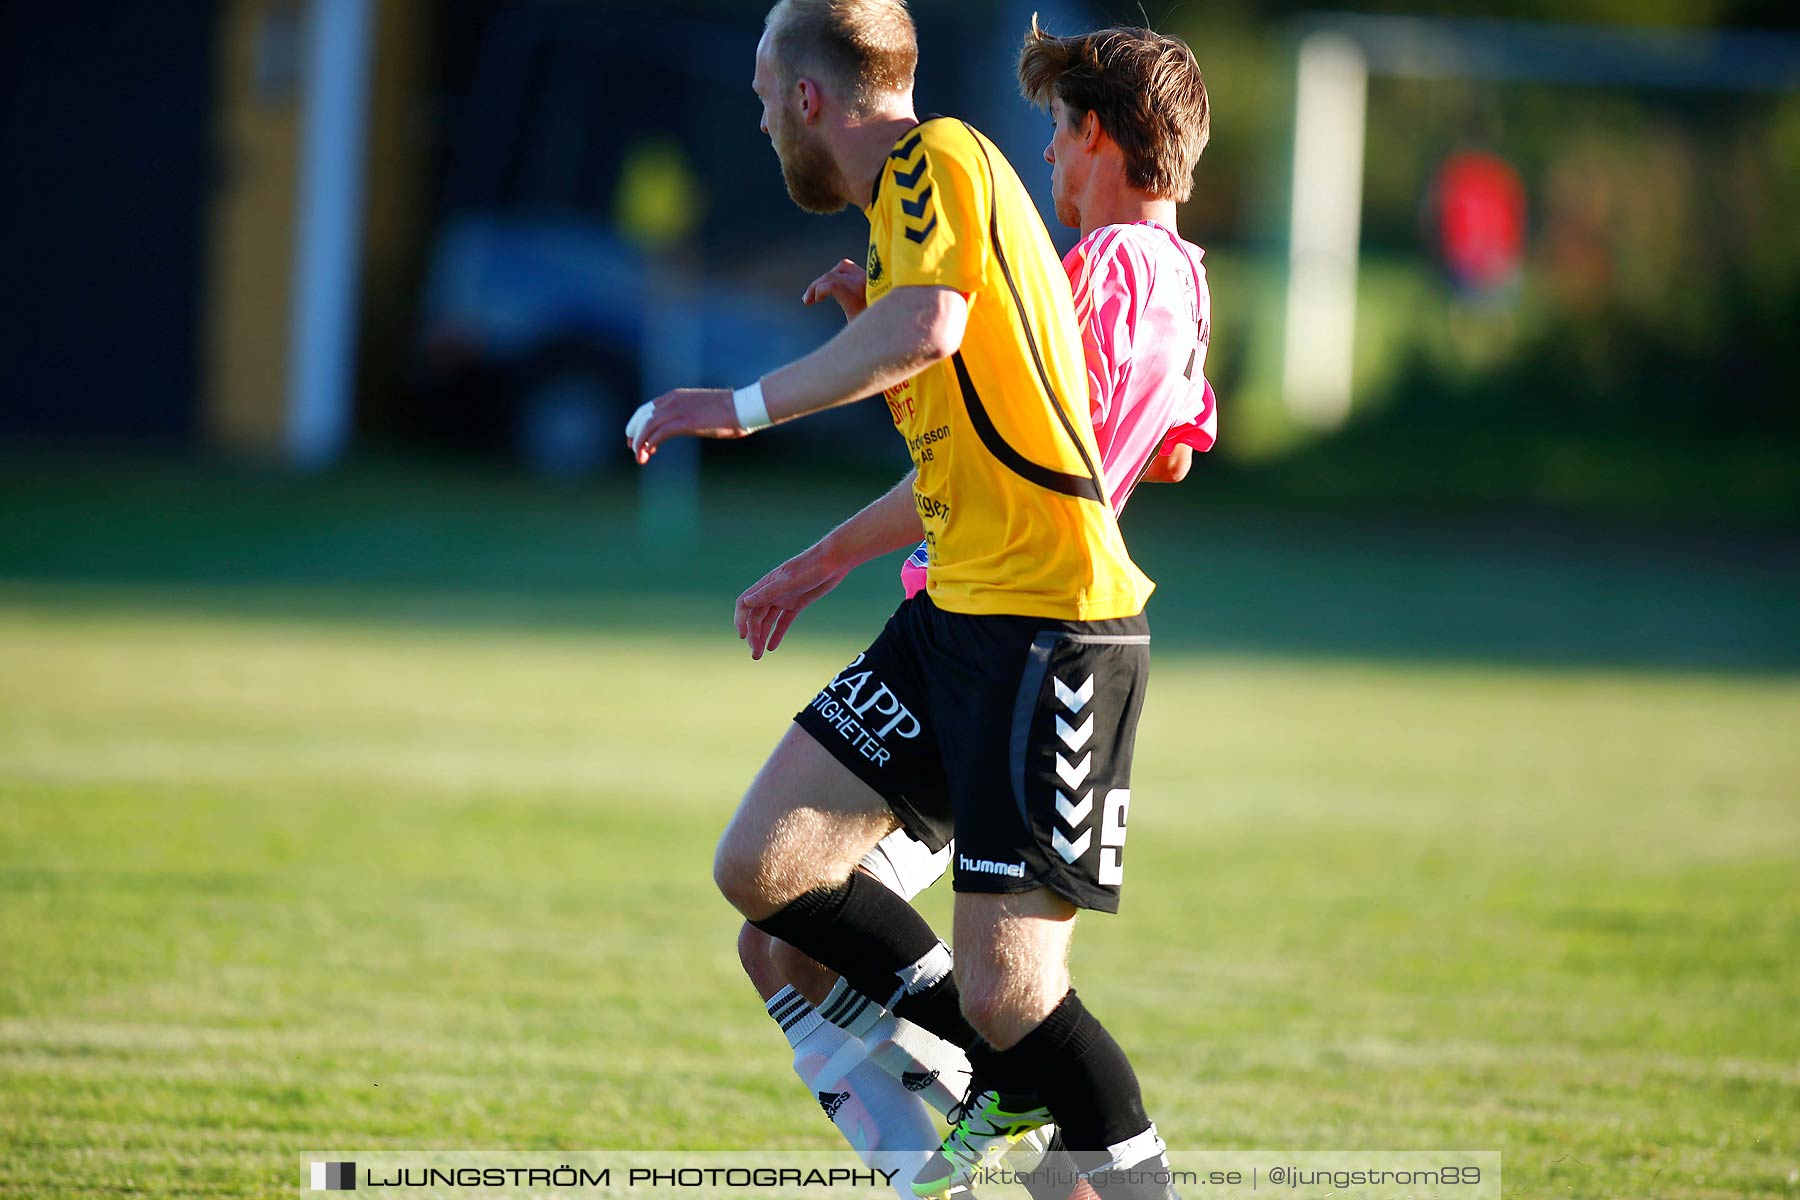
[867,246,884,284]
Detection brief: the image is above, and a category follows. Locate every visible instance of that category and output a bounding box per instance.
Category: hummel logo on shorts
[958,854,1027,878]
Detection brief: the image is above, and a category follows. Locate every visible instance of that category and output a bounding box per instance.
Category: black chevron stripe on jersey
[892,155,927,190]
[902,215,939,244]
[900,186,933,219]
[889,129,923,161]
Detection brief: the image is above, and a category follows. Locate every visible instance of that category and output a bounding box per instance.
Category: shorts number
[1098,788,1130,886]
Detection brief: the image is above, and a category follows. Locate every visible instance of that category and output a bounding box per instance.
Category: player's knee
[956,974,1020,1047]
[955,949,1069,1050]
[712,835,771,918]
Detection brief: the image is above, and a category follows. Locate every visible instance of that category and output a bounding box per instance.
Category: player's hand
[738,605,803,663]
[626,388,747,464]
[802,259,868,322]
[734,547,852,659]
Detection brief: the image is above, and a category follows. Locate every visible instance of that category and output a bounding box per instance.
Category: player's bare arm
[735,470,921,659]
[627,284,965,464]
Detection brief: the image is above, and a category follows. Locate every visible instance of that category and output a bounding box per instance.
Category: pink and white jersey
[902,220,1215,597]
[1071,220,1215,510]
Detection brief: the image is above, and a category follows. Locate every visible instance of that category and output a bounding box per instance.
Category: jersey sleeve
[1067,232,1143,427]
[878,124,989,295]
[1159,377,1218,455]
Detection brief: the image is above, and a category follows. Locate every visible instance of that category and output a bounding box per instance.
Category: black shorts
[793,595,1149,913]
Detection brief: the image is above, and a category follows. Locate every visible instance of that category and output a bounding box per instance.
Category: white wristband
[733,381,772,433]
[625,400,656,445]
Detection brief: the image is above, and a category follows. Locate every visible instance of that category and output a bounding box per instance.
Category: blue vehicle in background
[420,214,823,477]
[415,2,841,476]
[414,0,1090,477]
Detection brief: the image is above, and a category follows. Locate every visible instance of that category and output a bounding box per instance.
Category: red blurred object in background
[1434,150,1527,293]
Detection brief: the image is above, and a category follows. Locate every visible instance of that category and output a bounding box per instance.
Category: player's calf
[753,871,979,1050]
[736,923,790,1002]
[912,887,1175,1198]
[962,988,1175,1200]
[757,835,982,1132]
[768,931,839,1006]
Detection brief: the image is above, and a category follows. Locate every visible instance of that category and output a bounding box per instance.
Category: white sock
[813,980,973,1121]
[862,1012,973,1120]
[817,1057,939,1198]
[767,986,855,1108]
[817,977,885,1039]
[767,987,938,1200]
[766,986,831,1049]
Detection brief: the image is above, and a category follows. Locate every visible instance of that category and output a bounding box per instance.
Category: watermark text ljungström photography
[298,1149,1501,1197]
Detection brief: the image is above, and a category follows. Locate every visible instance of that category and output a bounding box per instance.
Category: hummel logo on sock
[902,1069,939,1093]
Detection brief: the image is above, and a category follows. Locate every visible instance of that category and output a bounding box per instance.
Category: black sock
[749,873,977,1048]
[966,1037,1032,1095]
[893,979,980,1051]
[986,990,1152,1155]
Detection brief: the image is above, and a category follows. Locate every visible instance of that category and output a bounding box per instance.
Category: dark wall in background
[0,4,216,443]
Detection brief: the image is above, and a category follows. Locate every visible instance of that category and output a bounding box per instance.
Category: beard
[773,119,848,215]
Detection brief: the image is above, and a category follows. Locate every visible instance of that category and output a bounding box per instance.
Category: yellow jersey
[863,118,1153,621]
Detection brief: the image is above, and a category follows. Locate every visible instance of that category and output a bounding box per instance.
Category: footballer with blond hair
[728,15,1217,1199]
[629,4,1210,1197]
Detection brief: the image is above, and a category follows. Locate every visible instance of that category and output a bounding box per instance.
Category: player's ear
[1080,109,1102,151]
[796,77,824,125]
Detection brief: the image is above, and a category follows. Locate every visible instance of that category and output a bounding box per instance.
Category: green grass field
[1,462,1796,1198]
